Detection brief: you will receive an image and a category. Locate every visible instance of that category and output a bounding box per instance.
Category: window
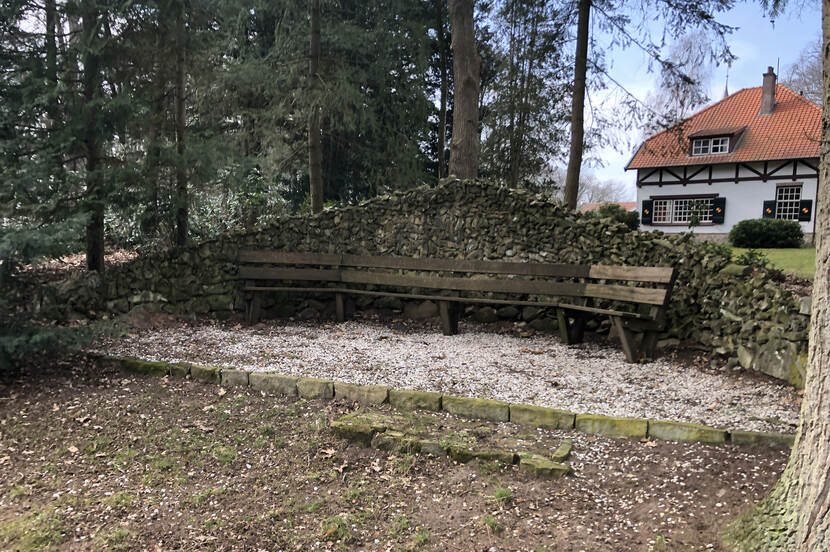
[691,136,729,156]
[652,197,714,224]
[775,185,802,220]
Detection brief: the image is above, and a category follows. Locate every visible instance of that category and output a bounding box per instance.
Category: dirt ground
[0,356,788,552]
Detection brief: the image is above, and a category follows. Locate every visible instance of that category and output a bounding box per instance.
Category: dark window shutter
[711,197,726,224]
[798,199,813,222]
[762,200,776,218]
[641,199,653,225]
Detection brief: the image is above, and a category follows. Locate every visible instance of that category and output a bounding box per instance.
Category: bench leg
[611,316,638,363]
[557,309,586,345]
[640,330,659,362]
[439,301,459,336]
[246,293,262,325]
[335,293,345,323]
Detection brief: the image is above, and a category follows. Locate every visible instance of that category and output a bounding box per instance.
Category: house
[625,67,820,241]
[579,201,637,213]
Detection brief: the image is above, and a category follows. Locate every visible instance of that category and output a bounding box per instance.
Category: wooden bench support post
[335,292,345,323]
[439,301,459,336]
[557,308,587,345]
[611,316,639,363]
[246,293,262,325]
[640,330,659,362]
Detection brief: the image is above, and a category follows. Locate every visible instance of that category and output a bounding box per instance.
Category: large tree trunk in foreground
[563,0,590,210]
[308,0,323,214]
[81,0,104,272]
[436,0,449,180]
[174,3,188,245]
[724,2,830,549]
[448,0,480,179]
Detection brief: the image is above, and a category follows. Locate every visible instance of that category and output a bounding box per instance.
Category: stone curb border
[108,356,795,450]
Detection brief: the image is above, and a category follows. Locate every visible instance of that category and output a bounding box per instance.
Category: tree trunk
[308,0,323,214]
[448,0,481,179]
[174,3,188,245]
[724,2,830,549]
[81,0,104,272]
[436,0,449,180]
[563,0,590,210]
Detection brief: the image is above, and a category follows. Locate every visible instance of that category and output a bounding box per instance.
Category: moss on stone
[648,420,727,445]
[297,377,334,400]
[220,369,249,387]
[730,430,794,449]
[168,363,191,378]
[120,357,170,377]
[335,382,389,405]
[389,389,442,411]
[249,372,298,396]
[509,403,575,430]
[551,439,572,463]
[190,364,221,383]
[519,454,571,478]
[442,395,509,423]
[575,414,647,439]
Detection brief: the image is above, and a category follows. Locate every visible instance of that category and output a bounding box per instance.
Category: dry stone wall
[37,179,809,386]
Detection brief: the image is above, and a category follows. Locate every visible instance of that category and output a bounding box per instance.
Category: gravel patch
[92,318,800,433]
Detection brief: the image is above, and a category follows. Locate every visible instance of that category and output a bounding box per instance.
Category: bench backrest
[237,250,676,308]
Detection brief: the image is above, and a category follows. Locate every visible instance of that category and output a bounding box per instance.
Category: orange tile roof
[580,201,637,213]
[626,85,820,170]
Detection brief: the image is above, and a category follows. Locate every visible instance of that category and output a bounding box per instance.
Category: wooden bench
[236,250,676,363]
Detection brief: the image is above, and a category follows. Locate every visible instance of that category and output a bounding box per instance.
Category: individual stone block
[519,454,572,478]
[371,431,421,454]
[330,420,375,446]
[297,377,334,400]
[730,430,795,449]
[648,420,727,445]
[389,389,442,411]
[417,439,448,457]
[220,369,249,387]
[471,449,516,465]
[120,358,169,377]
[335,382,389,405]
[442,395,509,423]
[190,364,221,383]
[510,404,575,430]
[169,363,191,378]
[575,414,647,439]
[249,372,298,396]
[551,439,572,463]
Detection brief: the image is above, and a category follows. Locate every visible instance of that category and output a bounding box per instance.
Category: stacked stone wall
[37,179,809,386]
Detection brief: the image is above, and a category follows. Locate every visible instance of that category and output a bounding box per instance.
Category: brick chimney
[759,66,776,115]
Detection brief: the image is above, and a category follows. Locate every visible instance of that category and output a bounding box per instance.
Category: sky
[589,0,822,200]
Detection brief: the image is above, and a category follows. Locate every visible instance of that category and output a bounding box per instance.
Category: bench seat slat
[241,285,646,319]
[588,265,675,284]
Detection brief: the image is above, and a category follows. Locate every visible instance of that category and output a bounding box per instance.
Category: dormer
[688,126,746,157]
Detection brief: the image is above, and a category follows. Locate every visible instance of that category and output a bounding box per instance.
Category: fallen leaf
[320,448,337,459]
[0,456,10,465]
[217,388,227,396]
[67,445,79,454]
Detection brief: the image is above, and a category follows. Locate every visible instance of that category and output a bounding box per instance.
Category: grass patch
[302,498,326,513]
[102,491,137,508]
[0,510,68,551]
[491,486,513,504]
[321,515,352,542]
[211,445,237,465]
[732,246,815,280]
[95,527,133,550]
[187,487,226,508]
[481,514,502,534]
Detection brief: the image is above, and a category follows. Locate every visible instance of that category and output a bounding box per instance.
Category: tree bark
[436,0,449,180]
[563,0,590,210]
[308,0,323,214]
[81,0,104,272]
[724,2,830,549]
[174,2,188,245]
[448,0,481,179]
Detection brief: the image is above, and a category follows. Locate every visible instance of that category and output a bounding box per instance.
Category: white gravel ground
[92,318,800,433]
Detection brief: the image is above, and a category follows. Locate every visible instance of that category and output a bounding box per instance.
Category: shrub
[728,218,803,248]
[584,203,639,231]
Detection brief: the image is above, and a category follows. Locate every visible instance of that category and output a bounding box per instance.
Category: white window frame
[775,185,802,221]
[651,197,715,225]
[691,136,729,156]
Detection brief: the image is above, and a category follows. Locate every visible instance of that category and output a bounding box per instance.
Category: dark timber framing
[236,250,677,363]
[636,159,818,187]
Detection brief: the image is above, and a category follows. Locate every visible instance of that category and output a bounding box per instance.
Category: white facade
[634,159,818,239]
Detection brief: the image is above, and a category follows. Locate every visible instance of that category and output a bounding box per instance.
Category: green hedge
[728,218,803,248]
